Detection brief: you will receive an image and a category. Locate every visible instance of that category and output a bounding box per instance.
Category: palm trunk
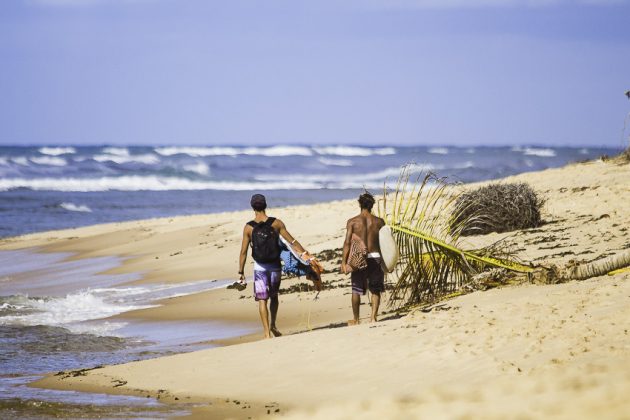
[563,249,630,280]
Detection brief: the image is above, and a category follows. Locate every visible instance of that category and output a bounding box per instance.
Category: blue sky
[1,0,629,147]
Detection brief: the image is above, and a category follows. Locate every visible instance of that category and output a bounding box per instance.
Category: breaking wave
[155,145,313,157]
[30,156,67,166]
[512,146,557,157]
[59,202,92,213]
[312,146,396,156]
[101,147,130,156]
[38,147,76,156]
[428,147,449,155]
[92,153,160,165]
[318,157,353,167]
[0,176,322,191]
[0,280,224,335]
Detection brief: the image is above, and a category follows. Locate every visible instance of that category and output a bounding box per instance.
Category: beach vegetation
[449,182,545,236]
[378,168,533,309]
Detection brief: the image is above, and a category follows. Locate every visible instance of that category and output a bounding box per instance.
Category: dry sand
[2,159,630,419]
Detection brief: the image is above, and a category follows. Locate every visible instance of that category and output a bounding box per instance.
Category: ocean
[0,144,617,238]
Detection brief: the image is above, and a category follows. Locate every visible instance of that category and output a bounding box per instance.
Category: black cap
[250,193,267,208]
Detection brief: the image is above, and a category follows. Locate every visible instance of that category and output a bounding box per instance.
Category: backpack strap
[265,217,276,226]
[247,220,258,228]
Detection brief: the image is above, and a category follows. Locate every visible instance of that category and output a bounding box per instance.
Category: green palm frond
[379,167,532,309]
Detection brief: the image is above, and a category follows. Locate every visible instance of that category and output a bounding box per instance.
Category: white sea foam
[183,162,211,176]
[522,147,556,157]
[428,147,449,155]
[0,176,322,191]
[0,157,8,166]
[38,147,76,156]
[60,202,92,212]
[101,147,130,156]
[313,146,396,156]
[466,148,476,154]
[0,292,151,329]
[155,146,240,157]
[93,153,160,165]
[317,157,353,167]
[30,156,67,166]
[155,145,313,157]
[0,280,224,335]
[242,146,313,156]
[11,157,30,166]
[579,148,589,155]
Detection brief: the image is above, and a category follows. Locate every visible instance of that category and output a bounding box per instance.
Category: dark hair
[250,194,267,212]
[252,201,267,211]
[358,192,375,211]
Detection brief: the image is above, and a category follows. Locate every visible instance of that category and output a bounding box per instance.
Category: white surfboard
[279,236,310,265]
[379,225,399,273]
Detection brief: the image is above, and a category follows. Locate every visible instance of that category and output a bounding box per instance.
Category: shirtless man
[341,192,385,324]
[238,194,309,339]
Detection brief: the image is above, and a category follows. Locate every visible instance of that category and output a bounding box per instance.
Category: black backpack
[248,217,280,263]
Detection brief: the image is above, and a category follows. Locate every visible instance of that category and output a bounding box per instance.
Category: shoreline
[3,159,630,418]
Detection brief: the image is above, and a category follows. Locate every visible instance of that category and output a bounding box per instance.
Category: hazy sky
[1,0,629,147]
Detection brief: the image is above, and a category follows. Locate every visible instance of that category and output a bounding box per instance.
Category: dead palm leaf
[379,167,533,309]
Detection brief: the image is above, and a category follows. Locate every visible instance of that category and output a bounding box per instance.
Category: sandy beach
[2,158,630,419]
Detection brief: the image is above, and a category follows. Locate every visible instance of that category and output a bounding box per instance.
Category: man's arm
[341,219,353,274]
[238,225,251,281]
[275,219,307,255]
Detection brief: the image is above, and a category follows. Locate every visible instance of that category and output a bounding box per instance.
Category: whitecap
[30,156,67,166]
[60,202,92,212]
[579,148,589,155]
[241,145,313,156]
[313,146,395,156]
[428,147,449,155]
[183,162,211,176]
[317,157,353,167]
[465,148,476,154]
[93,153,160,165]
[0,176,322,191]
[155,146,240,157]
[11,157,30,166]
[101,147,130,156]
[38,147,76,156]
[522,147,556,157]
[155,145,313,157]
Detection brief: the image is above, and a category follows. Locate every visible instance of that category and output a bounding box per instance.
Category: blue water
[0,249,257,419]
[0,144,617,237]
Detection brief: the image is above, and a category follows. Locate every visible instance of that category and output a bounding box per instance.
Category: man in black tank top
[238,194,310,339]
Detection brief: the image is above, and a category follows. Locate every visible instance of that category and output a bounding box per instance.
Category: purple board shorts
[253,270,282,301]
[351,258,385,295]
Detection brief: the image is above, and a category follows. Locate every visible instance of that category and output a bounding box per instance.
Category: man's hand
[341,263,350,274]
[239,273,246,282]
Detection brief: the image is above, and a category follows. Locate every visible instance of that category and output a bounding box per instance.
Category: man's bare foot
[263,333,273,339]
[347,319,360,326]
[270,326,282,337]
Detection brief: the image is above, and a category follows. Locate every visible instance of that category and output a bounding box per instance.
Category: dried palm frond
[379,167,533,309]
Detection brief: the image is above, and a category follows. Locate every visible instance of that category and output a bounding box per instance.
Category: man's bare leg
[370,292,381,322]
[348,293,361,325]
[258,299,272,338]
[269,295,282,337]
